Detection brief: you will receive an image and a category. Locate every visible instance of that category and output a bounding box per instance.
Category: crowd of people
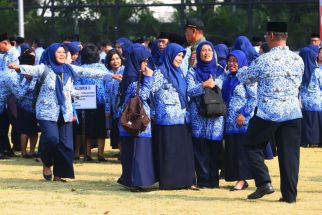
[1,18,321,203]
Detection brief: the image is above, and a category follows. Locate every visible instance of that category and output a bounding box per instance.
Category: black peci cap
[185,18,204,30]
[311,33,320,38]
[267,22,287,33]
[158,32,170,39]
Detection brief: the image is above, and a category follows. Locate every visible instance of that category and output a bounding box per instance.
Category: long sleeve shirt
[236,46,304,122]
[19,63,112,122]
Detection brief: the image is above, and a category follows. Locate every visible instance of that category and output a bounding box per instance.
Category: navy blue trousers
[38,115,74,178]
[245,116,301,202]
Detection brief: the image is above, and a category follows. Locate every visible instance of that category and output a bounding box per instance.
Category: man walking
[236,22,304,203]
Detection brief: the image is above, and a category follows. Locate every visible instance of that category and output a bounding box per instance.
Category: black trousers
[0,109,12,154]
[245,116,301,202]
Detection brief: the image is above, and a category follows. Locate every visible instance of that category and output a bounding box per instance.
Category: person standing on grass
[186,41,224,188]
[9,43,121,182]
[236,22,304,203]
[117,44,156,192]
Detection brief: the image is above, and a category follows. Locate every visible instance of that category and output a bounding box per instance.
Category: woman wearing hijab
[299,47,322,147]
[232,36,259,65]
[114,37,133,63]
[186,41,224,188]
[152,43,196,190]
[9,43,120,182]
[104,49,125,152]
[214,43,229,76]
[222,50,257,191]
[117,44,156,192]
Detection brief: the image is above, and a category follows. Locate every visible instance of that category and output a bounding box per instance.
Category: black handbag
[198,85,227,117]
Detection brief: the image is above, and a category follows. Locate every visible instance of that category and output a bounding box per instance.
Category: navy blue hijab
[159,43,187,108]
[41,43,77,106]
[214,43,229,68]
[299,47,318,87]
[194,40,217,82]
[222,50,248,105]
[150,40,162,66]
[115,37,133,63]
[232,36,259,65]
[119,44,151,106]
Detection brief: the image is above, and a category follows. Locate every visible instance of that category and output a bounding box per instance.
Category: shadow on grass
[0,177,253,202]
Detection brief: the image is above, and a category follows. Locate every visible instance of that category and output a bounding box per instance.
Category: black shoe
[230,181,249,191]
[74,156,80,161]
[0,153,9,160]
[4,150,15,157]
[22,153,33,159]
[279,197,296,203]
[247,183,274,199]
[130,187,146,192]
[98,155,107,162]
[84,156,93,161]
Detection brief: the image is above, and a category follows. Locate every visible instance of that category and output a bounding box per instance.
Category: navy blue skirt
[301,111,322,146]
[17,107,39,136]
[110,118,120,149]
[224,133,253,181]
[85,105,106,139]
[119,136,157,187]
[155,124,195,190]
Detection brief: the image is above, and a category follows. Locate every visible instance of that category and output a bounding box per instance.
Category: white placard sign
[73,85,97,109]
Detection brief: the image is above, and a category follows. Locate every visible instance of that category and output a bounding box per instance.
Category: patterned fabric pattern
[300,68,322,111]
[20,64,111,122]
[152,69,190,125]
[222,72,257,133]
[186,67,224,140]
[105,66,124,119]
[0,71,29,114]
[118,76,153,137]
[0,47,19,72]
[17,75,37,113]
[77,63,111,105]
[236,46,304,122]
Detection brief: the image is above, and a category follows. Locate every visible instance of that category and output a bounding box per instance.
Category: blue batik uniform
[19,63,112,122]
[152,69,190,125]
[237,46,303,122]
[0,47,20,72]
[224,74,257,134]
[105,65,124,119]
[186,67,224,140]
[300,68,322,111]
[118,77,153,138]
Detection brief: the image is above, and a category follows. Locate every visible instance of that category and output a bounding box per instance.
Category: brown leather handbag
[120,73,150,135]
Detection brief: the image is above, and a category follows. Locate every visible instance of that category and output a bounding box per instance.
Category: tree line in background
[0,0,318,50]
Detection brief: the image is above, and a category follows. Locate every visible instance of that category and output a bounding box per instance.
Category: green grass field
[0,145,322,215]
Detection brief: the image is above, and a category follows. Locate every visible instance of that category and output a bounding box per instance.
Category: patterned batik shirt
[236,46,304,122]
[300,67,322,111]
[186,67,224,140]
[0,47,19,72]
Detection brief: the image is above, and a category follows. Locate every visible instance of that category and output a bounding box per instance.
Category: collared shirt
[236,46,304,122]
[186,67,224,140]
[19,64,112,122]
[0,47,20,72]
[152,69,190,125]
[300,67,322,111]
[221,72,257,134]
[0,71,29,114]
